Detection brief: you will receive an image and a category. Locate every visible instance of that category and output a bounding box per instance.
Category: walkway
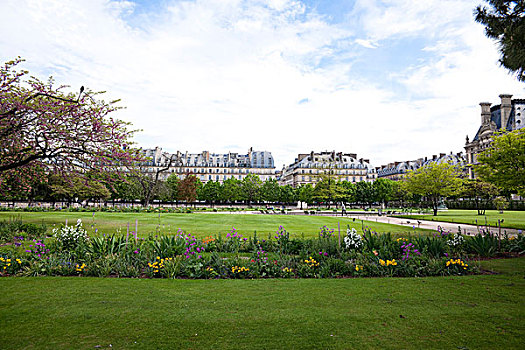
[350,214,521,236]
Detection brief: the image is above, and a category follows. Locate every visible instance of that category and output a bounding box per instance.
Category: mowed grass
[0,211,433,238]
[394,210,525,230]
[0,257,523,349]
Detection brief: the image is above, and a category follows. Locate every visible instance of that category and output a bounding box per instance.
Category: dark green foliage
[0,218,46,243]
[413,235,447,259]
[475,0,525,81]
[466,232,499,257]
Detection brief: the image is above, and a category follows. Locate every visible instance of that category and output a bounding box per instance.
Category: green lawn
[393,210,525,230]
[0,257,523,349]
[0,211,432,238]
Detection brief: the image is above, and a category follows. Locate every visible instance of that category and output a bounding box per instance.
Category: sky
[1,0,524,169]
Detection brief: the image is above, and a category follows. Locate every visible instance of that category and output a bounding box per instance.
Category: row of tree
[4,157,519,217]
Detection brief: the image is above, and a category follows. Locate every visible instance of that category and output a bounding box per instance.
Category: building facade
[279,151,376,187]
[140,147,277,183]
[376,153,466,180]
[465,94,525,179]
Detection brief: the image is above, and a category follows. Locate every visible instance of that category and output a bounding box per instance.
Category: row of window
[298,176,364,182]
[299,169,365,175]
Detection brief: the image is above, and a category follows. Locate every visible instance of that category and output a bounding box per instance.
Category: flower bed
[1,220,523,279]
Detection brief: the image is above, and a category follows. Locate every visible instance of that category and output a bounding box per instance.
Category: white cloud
[355,39,378,49]
[0,0,523,170]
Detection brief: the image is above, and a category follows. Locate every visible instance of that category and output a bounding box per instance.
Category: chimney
[480,102,492,125]
[500,94,513,130]
[439,153,445,158]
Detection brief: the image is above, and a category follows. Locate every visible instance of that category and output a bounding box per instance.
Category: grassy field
[0,257,523,349]
[394,210,525,230]
[0,211,433,238]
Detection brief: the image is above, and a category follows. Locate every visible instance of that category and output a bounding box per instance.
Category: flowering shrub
[230,265,250,278]
[2,223,508,279]
[400,242,421,260]
[344,227,362,251]
[52,219,89,251]
[75,263,87,274]
[447,232,465,248]
[445,258,469,275]
[319,225,334,237]
[379,259,398,266]
[0,256,22,275]
[25,239,50,258]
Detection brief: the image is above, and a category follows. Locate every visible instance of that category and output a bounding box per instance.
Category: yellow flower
[379,259,385,266]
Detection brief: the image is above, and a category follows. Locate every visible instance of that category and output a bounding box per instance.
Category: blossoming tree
[0,58,141,196]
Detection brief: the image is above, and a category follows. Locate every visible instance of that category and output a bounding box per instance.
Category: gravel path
[350,214,521,236]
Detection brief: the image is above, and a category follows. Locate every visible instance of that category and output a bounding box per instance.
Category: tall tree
[475,1,525,81]
[475,129,525,195]
[241,174,262,205]
[297,183,315,207]
[403,162,463,216]
[260,178,280,203]
[199,180,221,207]
[49,174,110,207]
[112,176,142,205]
[373,178,395,209]
[279,185,296,204]
[312,173,344,208]
[0,58,140,196]
[338,181,355,204]
[461,179,500,215]
[165,174,180,203]
[177,175,200,205]
[133,152,183,207]
[220,178,241,203]
[354,181,375,208]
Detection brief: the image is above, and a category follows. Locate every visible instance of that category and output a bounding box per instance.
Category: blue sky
[1,0,523,168]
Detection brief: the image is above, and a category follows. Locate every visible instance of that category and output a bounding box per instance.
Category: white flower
[447,233,464,247]
[344,228,362,250]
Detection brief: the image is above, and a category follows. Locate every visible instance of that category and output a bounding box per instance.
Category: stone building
[279,151,376,187]
[140,147,277,183]
[465,94,525,179]
[375,153,466,180]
